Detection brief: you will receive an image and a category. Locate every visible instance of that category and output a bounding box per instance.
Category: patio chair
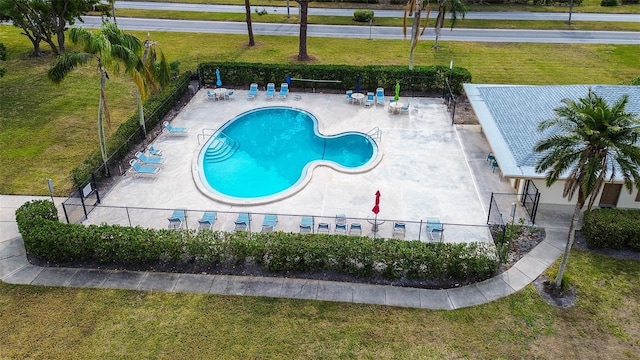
[224,90,234,100]
[491,159,499,173]
[261,214,278,233]
[393,222,406,240]
[163,121,189,136]
[278,83,289,100]
[300,216,314,234]
[198,211,217,231]
[317,222,330,234]
[426,217,444,241]
[401,102,410,114]
[335,223,347,235]
[247,83,258,99]
[487,152,495,164]
[135,151,164,166]
[375,87,385,106]
[335,214,347,226]
[128,159,160,176]
[206,90,216,100]
[147,145,162,156]
[364,92,375,108]
[168,209,186,230]
[234,213,251,231]
[346,90,353,104]
[349,223,362,236]
[265,83,275,99]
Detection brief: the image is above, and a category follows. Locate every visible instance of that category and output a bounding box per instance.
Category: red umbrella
[372,190,380,214]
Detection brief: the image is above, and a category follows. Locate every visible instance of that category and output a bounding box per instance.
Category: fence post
[62,202,70,224]
[487,192,494,225]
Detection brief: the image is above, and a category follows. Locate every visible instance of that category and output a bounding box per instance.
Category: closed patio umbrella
[355,74,361,92]
[394,82,400,101]
[216,68,222,87]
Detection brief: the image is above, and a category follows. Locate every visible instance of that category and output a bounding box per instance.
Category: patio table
[351,92,365,105]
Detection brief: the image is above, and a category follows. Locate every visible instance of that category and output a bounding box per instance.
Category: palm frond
[47,53,93,83]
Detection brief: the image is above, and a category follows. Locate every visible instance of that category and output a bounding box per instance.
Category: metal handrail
[367,127,382,142]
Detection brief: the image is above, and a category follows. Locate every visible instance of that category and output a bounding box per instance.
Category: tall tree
[244,0,255,46]
[294,0,310,61]
[402,0,428,70]
[430,0,466,49]
[534,89,640,291]
[50,0,100,53]
[48,22,145,175]
[135,33,171,135]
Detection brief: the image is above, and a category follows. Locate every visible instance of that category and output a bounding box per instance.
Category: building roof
[463,84,640,179]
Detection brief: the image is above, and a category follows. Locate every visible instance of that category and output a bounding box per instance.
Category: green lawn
[0,250,638,358]
[112,8,640,31]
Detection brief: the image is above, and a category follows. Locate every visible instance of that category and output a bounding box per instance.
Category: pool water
[199,107,376,199]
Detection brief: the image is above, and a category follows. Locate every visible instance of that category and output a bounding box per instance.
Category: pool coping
[191,106,384,206]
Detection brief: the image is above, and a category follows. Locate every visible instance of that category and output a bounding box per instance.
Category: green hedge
[198,62,472,95]
[70,71,192,188]
[17,201,498,285]
[353,10,374,23]
[582,208,640,251]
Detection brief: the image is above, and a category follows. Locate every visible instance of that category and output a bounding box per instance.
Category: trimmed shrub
[353,10,374,23]
[197,62,472,96]
[582,208,640,251]
[600,0,618,6]
[16,202,499,285]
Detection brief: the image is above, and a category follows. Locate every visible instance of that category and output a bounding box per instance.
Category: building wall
[530,179,640,209]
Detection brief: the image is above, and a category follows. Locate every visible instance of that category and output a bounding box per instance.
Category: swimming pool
[196,106,379,203]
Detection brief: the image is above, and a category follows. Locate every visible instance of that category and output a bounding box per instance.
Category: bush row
[17,201,498,284]
[353,10,374,23]
[582,208,640,251]
[198,62,472,95]
[70,72,192,188]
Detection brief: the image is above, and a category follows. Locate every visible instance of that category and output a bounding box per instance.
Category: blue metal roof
[465,84,640,178]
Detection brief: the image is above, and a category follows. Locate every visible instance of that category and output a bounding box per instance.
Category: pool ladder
[200,129,239,163]
[367,127,382,142]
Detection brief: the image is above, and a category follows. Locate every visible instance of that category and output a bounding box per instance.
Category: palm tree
[431,0,466,49]
[48,22,144,176]
[135,33,171,135]
[244,0,255,46]
[534,89,640,291]
[402,0,428,70]
[294,0,310,61]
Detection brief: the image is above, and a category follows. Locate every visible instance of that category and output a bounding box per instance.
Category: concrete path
[1,195,567,309]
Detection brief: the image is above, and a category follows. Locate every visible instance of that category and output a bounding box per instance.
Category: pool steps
[204,137,238,163]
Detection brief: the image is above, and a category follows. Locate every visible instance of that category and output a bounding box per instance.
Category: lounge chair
[224,90,234,100]
[335,223,347,235]
[349,223,362,236]
[426,217,444,241]
[364,92,375,108]
[168,209,186,230]
[278,83,289,100]
[393,222,406,240]
[335,214,347,226]
[247,83,258,99]
[234,213,251,231]
[261,214,278,232]
[265,83,275,99]
[163,121,189,136]
[346,90,353,104]
[148,145,162,156]
[375,87,385,106]
[317,222,330,234]
[300,216,314,234]
[135,151,164,165]
[128,159,160,176]
[198,211,217,230]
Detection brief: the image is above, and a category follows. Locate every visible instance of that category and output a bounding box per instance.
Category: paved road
[117,1,640,22]
[81,16,640,44]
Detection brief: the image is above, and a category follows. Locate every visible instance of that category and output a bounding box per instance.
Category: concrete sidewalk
[0,195,566,310]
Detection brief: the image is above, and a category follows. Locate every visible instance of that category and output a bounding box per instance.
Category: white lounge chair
[247,83,258,99]
[163,121,189,136]
[265,83,275,99]
[198,211,217,230]
[168,210,186,229]
[278,83,288,100]
[128,159,160,176]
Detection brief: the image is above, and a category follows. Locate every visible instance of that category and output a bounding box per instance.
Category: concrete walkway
[0,195,567,309]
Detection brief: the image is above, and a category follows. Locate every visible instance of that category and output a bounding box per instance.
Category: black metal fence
[443,78,457,123]
[522,180,541,224]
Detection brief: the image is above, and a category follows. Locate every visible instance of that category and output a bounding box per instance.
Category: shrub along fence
[17,200,499,287]
[198,62,471,95]
[582,208,640,251]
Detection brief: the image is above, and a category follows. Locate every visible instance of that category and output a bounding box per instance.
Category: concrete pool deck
[90,89,511,242]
